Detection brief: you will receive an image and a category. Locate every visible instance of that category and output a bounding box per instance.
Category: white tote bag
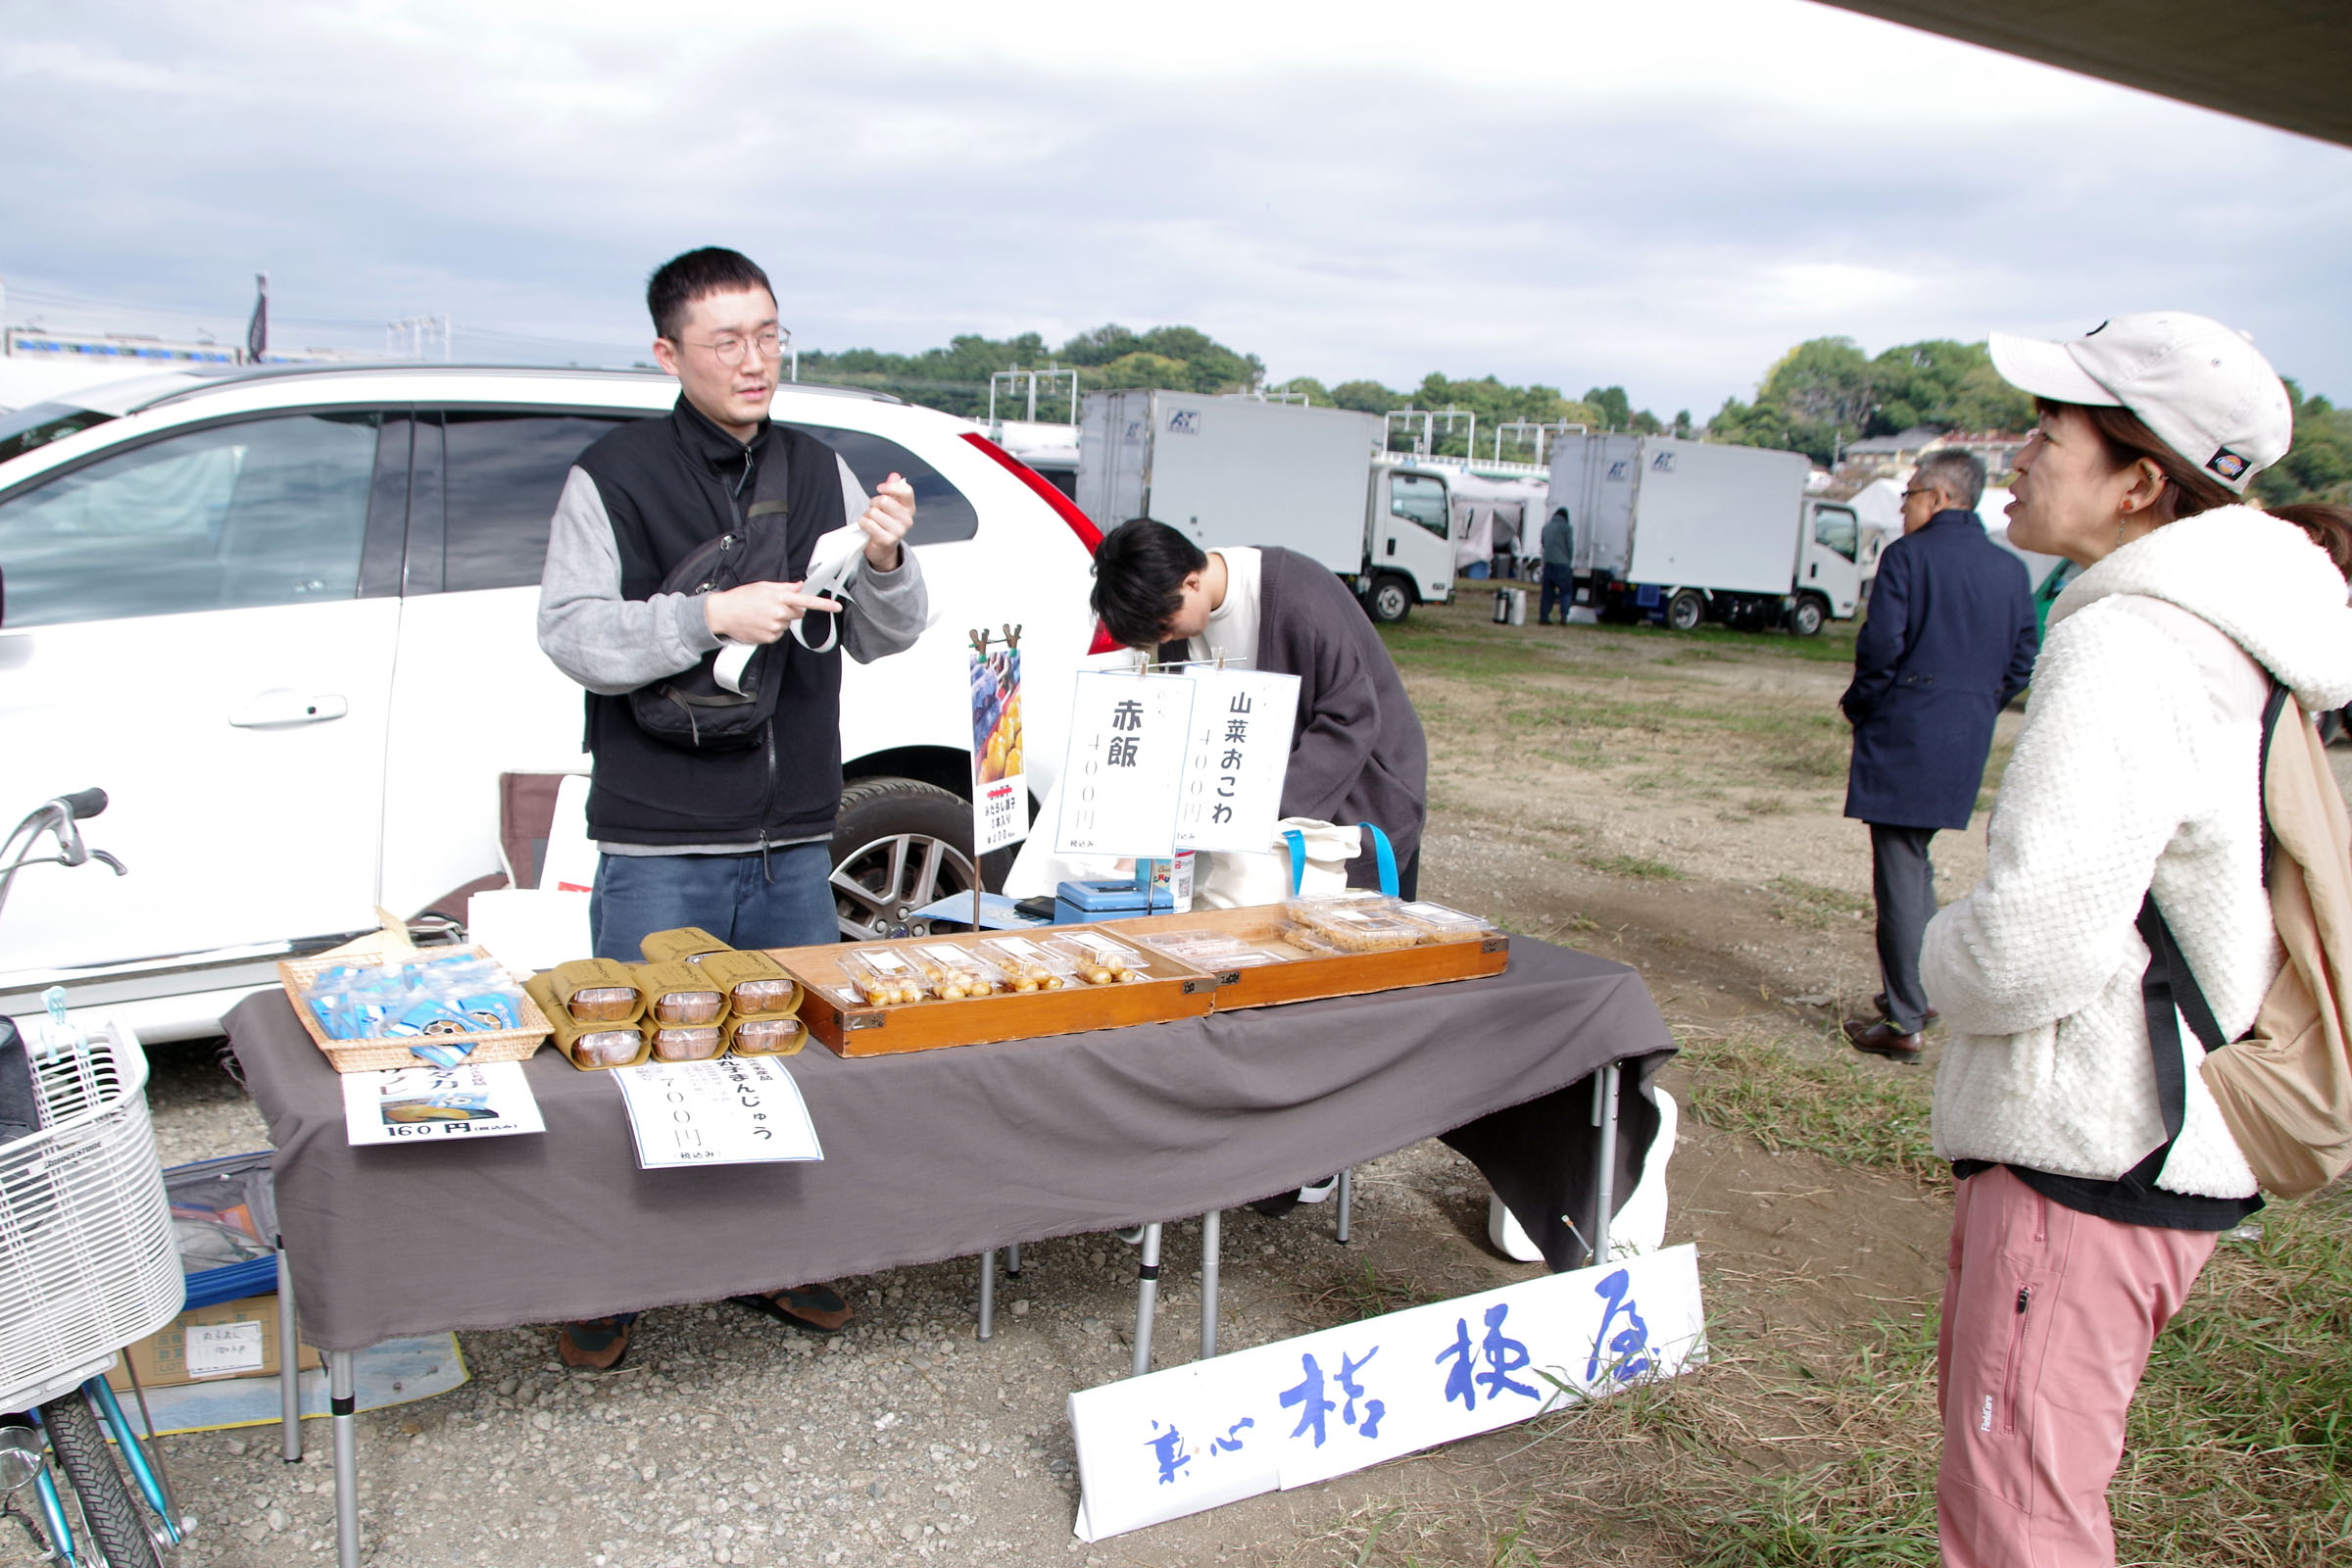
[1193,819,1362,909]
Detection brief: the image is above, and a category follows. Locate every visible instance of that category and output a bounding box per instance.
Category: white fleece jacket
[1922,507,2352,1196]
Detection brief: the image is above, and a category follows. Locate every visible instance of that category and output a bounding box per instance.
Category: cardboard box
[105,1295,322,1392]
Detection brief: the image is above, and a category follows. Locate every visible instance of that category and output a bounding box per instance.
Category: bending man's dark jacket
[1840,510,2037,830]
[1161,547,1428,883]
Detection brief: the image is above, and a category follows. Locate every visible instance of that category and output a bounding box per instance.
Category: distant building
[1840,425,1945,475]
[4,326,240,368]
[1842,424,2029,481]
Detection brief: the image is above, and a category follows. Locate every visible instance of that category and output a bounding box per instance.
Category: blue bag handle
[1284,822,1398,897]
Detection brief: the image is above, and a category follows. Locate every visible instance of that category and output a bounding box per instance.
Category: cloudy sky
[5,0,2348,417]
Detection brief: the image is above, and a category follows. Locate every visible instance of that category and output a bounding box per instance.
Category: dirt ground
[16,593,2286,1568]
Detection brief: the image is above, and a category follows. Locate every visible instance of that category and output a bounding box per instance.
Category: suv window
[0,412,379,627]
[1812,505,1859,562]
[443,413,636,592]
[784,425,978,546]
[1390,471,1448,538]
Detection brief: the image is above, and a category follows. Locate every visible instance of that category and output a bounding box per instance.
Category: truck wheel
[1665,590,1705,632]
[1365,574,1414,624]
[829,778,980,941]
[1789,594,1828,637]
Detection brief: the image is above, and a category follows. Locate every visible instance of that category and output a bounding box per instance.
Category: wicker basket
[278,946,553,1074]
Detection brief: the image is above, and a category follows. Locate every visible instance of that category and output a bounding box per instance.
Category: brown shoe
[557,1314,635,1371]
[729,1283,855,1335]
[1844,1017,1923,1061]
[1873,992,1938,1026]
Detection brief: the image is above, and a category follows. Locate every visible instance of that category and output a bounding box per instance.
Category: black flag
[245,272,269,363]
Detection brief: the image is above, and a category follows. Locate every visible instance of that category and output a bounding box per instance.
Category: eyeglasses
[1900,488,1936,502]
[677,327,788,367]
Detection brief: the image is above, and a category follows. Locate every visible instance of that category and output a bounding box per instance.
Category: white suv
[0,365,1103,1039]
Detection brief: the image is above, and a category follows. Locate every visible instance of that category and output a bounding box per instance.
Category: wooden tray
[278,946,553,1074]
[1120,904,1509,1009]
[767,927,1222,1056]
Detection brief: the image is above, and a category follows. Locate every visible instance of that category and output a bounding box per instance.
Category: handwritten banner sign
[1172,667,1298,854]
[1053,671,1198,858]
[612,1054,823,1169]
[1067,1244,1705,1542]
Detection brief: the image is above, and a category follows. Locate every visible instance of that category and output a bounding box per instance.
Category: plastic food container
[906,943,1007,1000]
[1047,932,1148,985]
[637,960,725,1025]
[1281,890,1399,926]
[1299,905,1425,953]
[728,1015,806,1056]
[1395,901,1497,943]
[545,957,644,1024]
[978,935,1079,992]
[838,948,929,1006]
[573,1030,645,1068]
[639,925,732,965]
[649,1025,724,1062]
[695,950,801,1016]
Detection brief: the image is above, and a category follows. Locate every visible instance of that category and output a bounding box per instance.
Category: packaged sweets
[1281,889,1398,926]
[545,957,643,1023]
[1047,932,1148,984]
[977,935,1078,992]
[526,971,649,1070]
[905,943,1007,1000]
[649,1025,724,1062]
[298,952,529,1041]
[1394,901,1497,943]
[696,949,800,1016]
[838,947,928,1006]
[1134,926,1329,969]
[636,961,725,1025]
[1299,905,1425,953]
[640,925,733,965]
[727,1015,806,1056]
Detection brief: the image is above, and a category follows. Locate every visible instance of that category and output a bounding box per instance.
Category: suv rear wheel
[829,777,980,940]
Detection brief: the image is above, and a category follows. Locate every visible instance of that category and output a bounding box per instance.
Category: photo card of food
[341,1059,546,1146]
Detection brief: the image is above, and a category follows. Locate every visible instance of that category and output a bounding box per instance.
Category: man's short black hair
[647,248,775,341]
[1090,518,1206,649]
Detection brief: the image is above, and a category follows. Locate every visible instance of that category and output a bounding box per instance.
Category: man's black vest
[575,399,850,847]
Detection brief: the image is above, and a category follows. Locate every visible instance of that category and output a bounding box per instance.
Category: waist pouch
[629,451,800,750]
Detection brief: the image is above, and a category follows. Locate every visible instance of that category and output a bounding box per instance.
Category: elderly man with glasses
[535,247,928,1367]
[1838,450,2038,1063]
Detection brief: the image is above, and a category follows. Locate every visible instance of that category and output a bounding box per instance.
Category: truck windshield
[0,403,118,467]
[1390,472,1448,537]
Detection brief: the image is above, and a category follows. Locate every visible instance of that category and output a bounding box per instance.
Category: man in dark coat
[1839,451,2037,1061]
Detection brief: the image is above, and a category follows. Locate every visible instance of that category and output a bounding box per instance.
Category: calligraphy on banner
[970,631,1029,856]
[1169,667,1298,854]
[1067,1245,1705,1542]
[1053,671,1197,858]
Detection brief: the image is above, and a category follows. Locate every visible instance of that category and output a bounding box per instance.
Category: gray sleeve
[535,466,720,696]
[840,543,929,664]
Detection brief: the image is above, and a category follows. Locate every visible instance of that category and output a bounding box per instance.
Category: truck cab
[1793,498,1863,634]
[1360,460,1457,622]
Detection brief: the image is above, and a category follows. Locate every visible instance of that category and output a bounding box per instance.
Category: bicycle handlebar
[57,788,107,822]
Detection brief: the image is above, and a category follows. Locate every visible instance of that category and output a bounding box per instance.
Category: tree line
[798,321,2349,504]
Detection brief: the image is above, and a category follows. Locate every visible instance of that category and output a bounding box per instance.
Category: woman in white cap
[1920,312,2352,1566]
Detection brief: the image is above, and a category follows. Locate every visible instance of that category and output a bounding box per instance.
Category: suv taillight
[957,431,1119,653]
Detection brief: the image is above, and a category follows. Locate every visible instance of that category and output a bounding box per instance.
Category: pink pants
[1936,1165,2216,1567]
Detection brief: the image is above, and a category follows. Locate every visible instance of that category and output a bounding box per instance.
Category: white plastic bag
[1193,818,1361,909]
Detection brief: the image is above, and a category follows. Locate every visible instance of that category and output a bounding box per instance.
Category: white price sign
[185,1320,267,1378]
[1053,671,1196,858]
[1171,667,1298,853]
[612,1054,824,1169]
[341,1059,545,1147]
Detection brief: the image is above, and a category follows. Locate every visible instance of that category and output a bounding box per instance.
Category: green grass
[1678,1027,1938,1180]
[1584,852,1684,881]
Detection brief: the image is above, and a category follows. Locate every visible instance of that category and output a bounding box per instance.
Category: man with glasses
[536,247,927,1367]
[1838,450,2036,1063]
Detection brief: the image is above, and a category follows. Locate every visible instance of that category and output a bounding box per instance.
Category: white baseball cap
[1987,311,2292,493]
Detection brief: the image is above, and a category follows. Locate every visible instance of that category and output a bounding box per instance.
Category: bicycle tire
[39,1390,163,1568]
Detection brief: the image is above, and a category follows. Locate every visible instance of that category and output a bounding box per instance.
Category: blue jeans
[590,844,837,961]
[1539,564,1575,623]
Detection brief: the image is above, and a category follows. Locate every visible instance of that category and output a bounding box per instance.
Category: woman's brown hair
[2035,397,2351,578]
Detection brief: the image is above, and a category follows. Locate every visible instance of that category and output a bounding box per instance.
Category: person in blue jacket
[1840,450,2038,1060]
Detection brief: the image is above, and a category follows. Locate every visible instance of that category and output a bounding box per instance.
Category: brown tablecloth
[228,940,1673,1350]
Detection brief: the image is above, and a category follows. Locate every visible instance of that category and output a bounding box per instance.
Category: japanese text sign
[340,1059,544,1147]
[1053,671,1197,858]
[612,1054,823,1169]
[1067,1244,1705,1542]
[970,643,1028,856]
[1171,667,1298,854]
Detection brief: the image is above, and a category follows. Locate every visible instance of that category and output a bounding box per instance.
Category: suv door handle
[228,691,350,728]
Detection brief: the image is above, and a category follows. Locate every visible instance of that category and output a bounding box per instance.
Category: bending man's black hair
[647,248,775,341]
[1090,518,1207,649]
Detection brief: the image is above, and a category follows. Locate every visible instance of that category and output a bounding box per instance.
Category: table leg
[276,1240,302,1462]
[329,1349,359,1568]
[1130,1223,1162,1379]
[1334,1169,1353,1245]
[1199,1210,1220,1360]
[1005,1242,1022,1278]
[976,1250,997,1342]
[1591,1061,1620,1267]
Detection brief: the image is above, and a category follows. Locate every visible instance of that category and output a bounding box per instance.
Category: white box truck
[1076,390,1457,622]
[1544,433,1862,635]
